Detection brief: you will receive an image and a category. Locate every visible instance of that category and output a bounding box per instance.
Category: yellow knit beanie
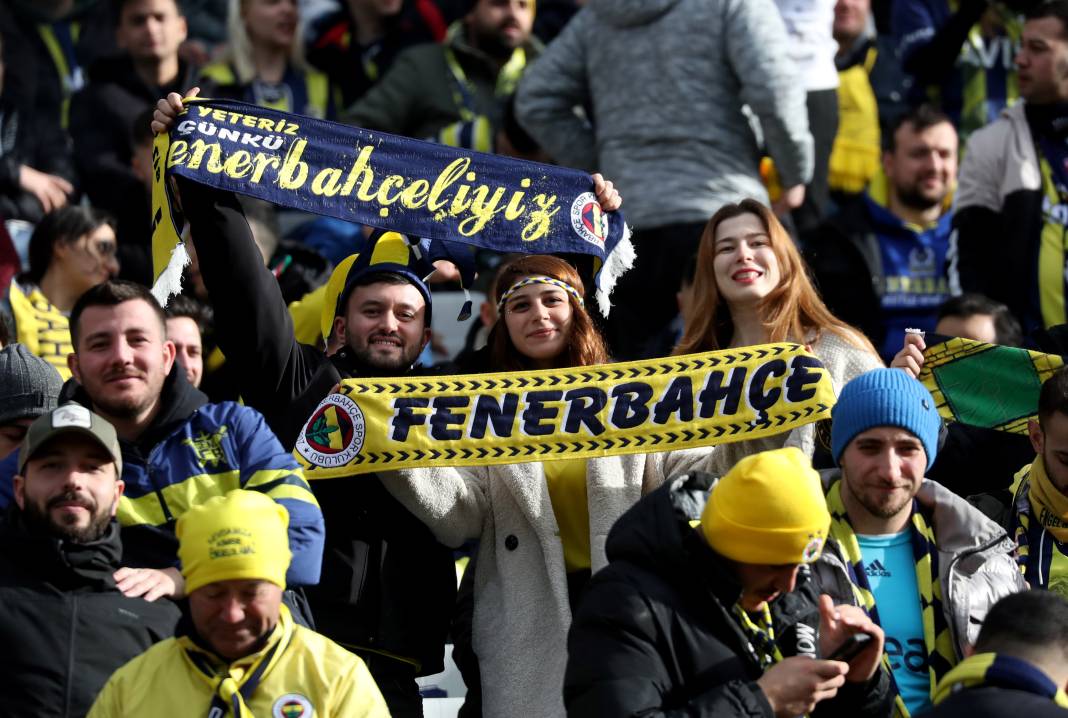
[177,490,291,594]
[701,447,830,565]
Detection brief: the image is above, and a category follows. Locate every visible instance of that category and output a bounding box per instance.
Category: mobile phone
[827,633,873,662]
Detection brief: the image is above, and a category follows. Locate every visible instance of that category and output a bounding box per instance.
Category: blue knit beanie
[831,369,942,470]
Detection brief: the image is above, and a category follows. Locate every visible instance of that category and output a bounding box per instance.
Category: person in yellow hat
[564,448,893,718]
[87,490,389,718]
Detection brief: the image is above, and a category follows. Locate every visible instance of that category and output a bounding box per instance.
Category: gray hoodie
[516,0,814,230]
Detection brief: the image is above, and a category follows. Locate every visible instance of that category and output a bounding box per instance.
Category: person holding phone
[564,448,893,718]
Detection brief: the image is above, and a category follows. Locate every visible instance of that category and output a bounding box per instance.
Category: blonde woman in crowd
[199,0,337,119]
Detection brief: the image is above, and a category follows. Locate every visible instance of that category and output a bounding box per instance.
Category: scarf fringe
[595,223,635,316]
[150,242,189,308]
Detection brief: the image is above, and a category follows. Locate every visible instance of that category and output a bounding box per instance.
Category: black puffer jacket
[0,510,180,718]
[564,472,893,717]
[177,178,455,676]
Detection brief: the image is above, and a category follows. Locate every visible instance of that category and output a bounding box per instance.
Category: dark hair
[1039,366,1068,429]
[114,0,182,25]
[488,254,608,371]
[164,293,212,334]
[1026,1,1068,37]
[338,270,431,330]
[884,104,954,152]
[26,206,116,285]
[70,280,167,349]
[975,590,1068,663]
[936,293,1023,347]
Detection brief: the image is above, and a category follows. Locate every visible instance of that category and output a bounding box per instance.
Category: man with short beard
[814,368,1025,716]
[64,279,325,611]
[343,0,539,152]
[154,81,619,716]
[0,403,179,717]
[804,104,959,363]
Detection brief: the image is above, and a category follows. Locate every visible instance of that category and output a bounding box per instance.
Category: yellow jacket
[88,605,390,718]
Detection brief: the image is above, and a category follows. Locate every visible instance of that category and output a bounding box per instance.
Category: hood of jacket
[588,0,682,27]
[605,470,745,609]
[0,507,123,590]
[62,364,209,456]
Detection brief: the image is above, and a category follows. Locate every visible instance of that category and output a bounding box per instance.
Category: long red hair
[675,199,877,356]
[488,255,609,371]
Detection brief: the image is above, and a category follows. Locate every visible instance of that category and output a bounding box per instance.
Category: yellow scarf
[1028,455,1068,543]
[932,652,1068,708]
[180,604,294,717]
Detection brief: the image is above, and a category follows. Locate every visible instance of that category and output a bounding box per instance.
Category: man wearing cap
[151,90,621,714]
[0,404,179,717]
[565,447,893,717]
[65,280,324,613]
[0,342,64,508]
[816,368,1025,716]
[88,490,389,718]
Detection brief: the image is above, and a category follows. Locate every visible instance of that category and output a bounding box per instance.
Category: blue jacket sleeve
[228,404,325,586]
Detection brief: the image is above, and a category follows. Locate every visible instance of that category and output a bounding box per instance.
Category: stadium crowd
[3,0,1068,716]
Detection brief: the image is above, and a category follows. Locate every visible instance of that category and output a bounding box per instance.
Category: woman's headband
[496,275,584,313]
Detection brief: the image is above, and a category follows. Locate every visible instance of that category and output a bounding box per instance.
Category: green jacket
[342,22,541,149]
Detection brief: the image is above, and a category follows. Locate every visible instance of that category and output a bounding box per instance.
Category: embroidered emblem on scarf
[294,343,835,477]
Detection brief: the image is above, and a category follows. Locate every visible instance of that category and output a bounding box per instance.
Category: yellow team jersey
[544,457,591,573]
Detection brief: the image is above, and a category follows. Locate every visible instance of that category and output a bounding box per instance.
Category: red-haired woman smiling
[383,253,716,718]
[675,198,883,474]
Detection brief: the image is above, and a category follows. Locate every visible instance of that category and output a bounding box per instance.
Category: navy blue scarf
[151,97,632,312]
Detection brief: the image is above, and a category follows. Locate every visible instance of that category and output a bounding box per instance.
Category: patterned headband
[496,275,585,313]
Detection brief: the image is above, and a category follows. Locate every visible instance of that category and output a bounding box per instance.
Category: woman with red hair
[676,198,882,473]
[384,253,715,718]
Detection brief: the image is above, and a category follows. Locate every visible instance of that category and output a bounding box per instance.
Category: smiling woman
[676,199,883,474]
[381,252,719,717]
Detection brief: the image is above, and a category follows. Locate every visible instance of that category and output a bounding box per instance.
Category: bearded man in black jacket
[0,404,179,718]
[565,448,893,718]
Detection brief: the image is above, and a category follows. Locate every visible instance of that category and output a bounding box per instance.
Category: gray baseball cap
[18,404,123,475]
[0,344,63,425]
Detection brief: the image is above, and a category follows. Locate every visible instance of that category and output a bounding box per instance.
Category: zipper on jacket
[64,595,78,717]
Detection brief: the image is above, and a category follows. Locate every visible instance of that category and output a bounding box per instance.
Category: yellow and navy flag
[151,97,633,312]
[294,343,836,478]
[918,334,1065,434]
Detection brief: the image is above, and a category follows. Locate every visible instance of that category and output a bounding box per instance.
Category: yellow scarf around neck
[1028,455,1068,543]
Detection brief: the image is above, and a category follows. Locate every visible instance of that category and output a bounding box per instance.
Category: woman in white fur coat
[674,198,883,475]
[381,254,718,718]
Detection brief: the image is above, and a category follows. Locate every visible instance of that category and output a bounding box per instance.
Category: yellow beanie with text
[701,447,830,565]
[177,490,291,594]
